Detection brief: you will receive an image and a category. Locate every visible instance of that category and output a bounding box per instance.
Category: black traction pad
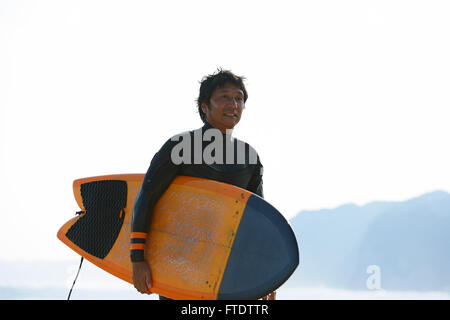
[66,180,127,259]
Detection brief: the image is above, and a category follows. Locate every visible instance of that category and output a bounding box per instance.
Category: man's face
[201,82,245,133]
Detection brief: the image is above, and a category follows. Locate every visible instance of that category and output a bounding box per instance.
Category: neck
[204,121,234,135]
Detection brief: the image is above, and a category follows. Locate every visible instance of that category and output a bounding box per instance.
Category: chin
[226,119,240,129]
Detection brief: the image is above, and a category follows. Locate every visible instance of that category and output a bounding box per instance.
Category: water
[2,285,449,300]
[277,286,450,300]
[1,260,448,300]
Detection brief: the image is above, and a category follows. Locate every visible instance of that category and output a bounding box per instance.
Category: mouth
[223,112,238,119]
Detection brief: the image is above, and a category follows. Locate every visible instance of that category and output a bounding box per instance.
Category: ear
[201,102,209,114]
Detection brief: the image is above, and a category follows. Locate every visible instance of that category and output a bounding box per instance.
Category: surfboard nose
[217,194,299,300]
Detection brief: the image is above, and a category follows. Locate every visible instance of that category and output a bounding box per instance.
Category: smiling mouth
[223,113,238,118]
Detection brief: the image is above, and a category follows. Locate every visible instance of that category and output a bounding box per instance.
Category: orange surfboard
[57,174,299,300]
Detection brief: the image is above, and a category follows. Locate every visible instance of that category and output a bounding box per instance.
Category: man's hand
[261,291,276,300]
[132,261,153,294]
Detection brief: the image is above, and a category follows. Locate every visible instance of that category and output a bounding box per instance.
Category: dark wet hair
[196,68,248,123]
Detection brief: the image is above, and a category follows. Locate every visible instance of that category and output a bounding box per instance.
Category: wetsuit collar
[203,121,214,131]
[202,121,234,136]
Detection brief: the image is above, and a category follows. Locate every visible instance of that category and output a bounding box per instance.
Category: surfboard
[57,174,299,300]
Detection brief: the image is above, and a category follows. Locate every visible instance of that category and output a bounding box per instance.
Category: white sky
[1,0,449,261]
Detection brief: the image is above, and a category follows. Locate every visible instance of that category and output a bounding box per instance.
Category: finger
[134,282,144,294]
[136,279,150,294]
[146,274,152,290]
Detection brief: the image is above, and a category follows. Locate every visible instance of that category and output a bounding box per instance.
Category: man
[130,69,275,300]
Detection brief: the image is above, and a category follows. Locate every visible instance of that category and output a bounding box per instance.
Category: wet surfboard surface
[57,174,299,300]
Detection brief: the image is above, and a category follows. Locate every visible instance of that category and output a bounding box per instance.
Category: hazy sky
[1,0,449,261]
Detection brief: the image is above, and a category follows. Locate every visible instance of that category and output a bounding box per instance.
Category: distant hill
[287,191,450,291]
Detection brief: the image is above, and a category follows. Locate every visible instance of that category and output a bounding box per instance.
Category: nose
[228,97,243,110]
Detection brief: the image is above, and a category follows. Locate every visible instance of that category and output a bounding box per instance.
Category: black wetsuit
[130,121,264,299]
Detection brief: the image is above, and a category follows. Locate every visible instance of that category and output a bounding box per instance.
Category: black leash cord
[67,257,84,300]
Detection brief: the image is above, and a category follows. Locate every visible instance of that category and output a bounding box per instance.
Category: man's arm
[130,139,179,294]
[246,155,264,198]
[130,139,179,261]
